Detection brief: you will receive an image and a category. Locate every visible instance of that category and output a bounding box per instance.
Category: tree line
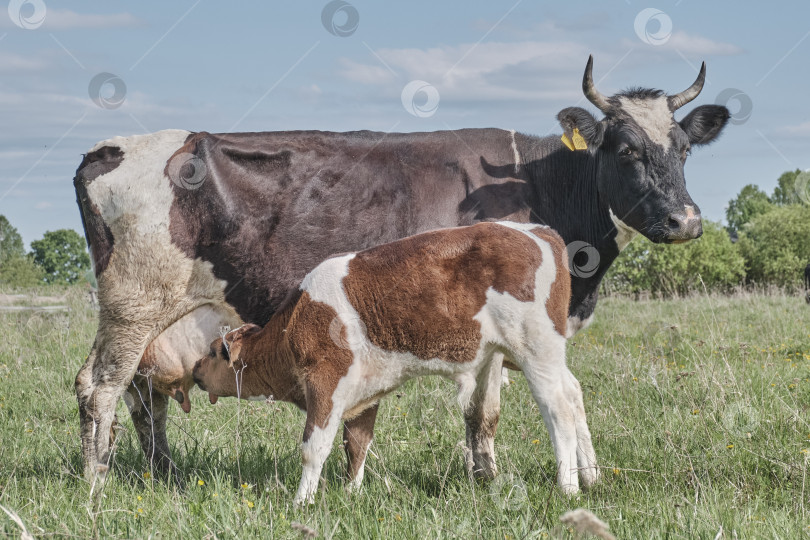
[0,216,92,288]
[605,169,810,296]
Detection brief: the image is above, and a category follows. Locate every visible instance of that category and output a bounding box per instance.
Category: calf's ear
[679,104,730,145]
[557,107,605,149]
[223,324,262,366]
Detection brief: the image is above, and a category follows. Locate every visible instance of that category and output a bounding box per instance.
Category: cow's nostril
[668,216,682,231]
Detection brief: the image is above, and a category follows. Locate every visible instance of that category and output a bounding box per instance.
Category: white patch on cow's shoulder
[566,313,594,338]
[618,96,673,150]
[508,129,521,174]
[608,208,639,251]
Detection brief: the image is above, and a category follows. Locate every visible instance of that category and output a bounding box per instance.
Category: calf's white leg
[295,398,345,505]
[564,369,599,487]
[515,338,580,494]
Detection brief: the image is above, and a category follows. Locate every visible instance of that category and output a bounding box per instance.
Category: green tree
[770,169,803,206]
[0,255,45,287]
[737,204,810,288]
[725,184,773,234]
[605,220,746,296]
[0,215,25,264]
[30,229,91,284]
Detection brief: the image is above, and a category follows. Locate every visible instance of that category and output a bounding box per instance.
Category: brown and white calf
[192,221,599,504]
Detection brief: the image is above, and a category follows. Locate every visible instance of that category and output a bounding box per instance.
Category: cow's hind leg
[463,355,503,480]
[82,327,152,486]
[343,403,379,492]
[126,377,177,480]
[76,343,99,481]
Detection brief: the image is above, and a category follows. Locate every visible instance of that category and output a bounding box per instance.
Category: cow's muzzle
[666,206,702,243]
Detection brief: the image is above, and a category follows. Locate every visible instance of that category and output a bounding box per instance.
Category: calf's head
[558,56,730,244]
[192,324,263,403]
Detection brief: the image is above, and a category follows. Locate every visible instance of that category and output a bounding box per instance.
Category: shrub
[737,204,810,289]
[604,220,745,296]
[0,255,45,288]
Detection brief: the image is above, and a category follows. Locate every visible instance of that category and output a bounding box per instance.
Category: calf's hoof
[580,465,600,488]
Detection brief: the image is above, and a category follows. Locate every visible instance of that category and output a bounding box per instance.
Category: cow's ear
[557,107,605,149]
[679,105,730,146]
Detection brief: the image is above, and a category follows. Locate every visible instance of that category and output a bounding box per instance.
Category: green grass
[1,287,809,538]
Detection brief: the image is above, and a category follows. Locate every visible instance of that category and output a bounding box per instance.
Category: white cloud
[0,51,50,72]
[621,31,742,57]
[34,201,52,210]
[0,9,141,29]
[783,121,810,136]
[44,9,141,29]
[341,40,594,103]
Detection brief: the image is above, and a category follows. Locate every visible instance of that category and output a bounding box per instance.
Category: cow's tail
[73,145,122,277]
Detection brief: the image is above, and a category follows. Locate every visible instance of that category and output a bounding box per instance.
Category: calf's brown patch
[285,292,355,441]
[341,223,546,363]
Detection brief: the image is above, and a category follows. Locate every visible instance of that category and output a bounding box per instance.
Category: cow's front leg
[464,357,503,480]
[343,403,379,491]
[126,377,177,481]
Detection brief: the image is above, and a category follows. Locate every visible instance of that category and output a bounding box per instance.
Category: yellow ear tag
[572,128,588,150]
[561,133,576,151]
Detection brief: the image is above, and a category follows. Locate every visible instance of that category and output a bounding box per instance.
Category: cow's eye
[618,146,636,158]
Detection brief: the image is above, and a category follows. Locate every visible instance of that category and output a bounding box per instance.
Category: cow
[73,56,730,485]
[191,221,598,503]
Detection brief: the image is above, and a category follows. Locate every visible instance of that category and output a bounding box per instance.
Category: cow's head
[192,324,263,403]
[558,56,729,244]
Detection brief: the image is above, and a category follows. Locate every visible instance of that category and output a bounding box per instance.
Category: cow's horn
[582,55,612,114]
[668,62,706,110]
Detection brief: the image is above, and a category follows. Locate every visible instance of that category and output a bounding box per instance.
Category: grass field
[1,288,809,539]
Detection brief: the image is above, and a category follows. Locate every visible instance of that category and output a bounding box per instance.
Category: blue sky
[1,0,808,247]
